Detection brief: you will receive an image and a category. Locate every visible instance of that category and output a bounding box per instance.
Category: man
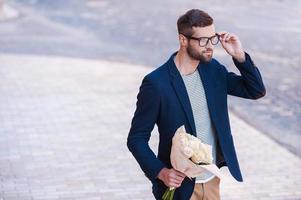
[127,9,265,200]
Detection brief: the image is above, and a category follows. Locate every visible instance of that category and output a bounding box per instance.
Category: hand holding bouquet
[162,125,221,200]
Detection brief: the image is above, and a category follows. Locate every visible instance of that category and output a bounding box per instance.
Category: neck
[174,49,199,75]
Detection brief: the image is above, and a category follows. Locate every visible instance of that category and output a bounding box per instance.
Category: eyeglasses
[183,33,220,47]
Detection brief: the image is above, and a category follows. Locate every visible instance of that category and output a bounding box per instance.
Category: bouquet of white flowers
[162,125,222,200]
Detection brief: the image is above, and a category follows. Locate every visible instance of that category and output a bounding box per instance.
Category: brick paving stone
[0,54,300,199]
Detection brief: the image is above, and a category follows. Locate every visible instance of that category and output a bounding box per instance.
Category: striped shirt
[181,69,217,183]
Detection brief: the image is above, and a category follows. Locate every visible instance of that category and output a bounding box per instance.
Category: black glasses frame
[183,33,220,47]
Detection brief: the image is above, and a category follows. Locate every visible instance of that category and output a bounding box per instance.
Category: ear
[178,34,188,47]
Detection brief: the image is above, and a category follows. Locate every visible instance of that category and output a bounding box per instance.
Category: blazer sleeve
[127,75,165,182]
[221,52,266,99]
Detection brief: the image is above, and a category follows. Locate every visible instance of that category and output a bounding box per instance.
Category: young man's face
[186,24,216,63]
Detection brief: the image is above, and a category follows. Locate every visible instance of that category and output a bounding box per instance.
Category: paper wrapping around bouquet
[170,126,222,179]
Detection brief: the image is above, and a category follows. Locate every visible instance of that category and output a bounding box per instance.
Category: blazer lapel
[197,61,217,126]
[168,53,197,136]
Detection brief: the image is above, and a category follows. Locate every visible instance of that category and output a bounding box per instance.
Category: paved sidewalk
[0,54,300,200]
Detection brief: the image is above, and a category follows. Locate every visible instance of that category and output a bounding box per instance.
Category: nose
[205,41,213,49]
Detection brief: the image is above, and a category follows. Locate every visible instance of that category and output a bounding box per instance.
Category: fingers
[170,177,183,184]
[170,172,185,182]
[222,33,231,42]
[171,168,186,178]
[218,31,227,35]
[166,169,186,188]
[218,31,237,43]
[168,177,183,188]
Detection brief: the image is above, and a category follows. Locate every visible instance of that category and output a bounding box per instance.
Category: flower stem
[162,188,176,200]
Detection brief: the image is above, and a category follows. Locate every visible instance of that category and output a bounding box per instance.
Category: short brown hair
[177,9,213,36]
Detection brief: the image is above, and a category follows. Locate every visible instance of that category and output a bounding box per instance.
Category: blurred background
[0,0,300,199]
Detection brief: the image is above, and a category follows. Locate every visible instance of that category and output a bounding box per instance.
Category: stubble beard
[186,44,213,63]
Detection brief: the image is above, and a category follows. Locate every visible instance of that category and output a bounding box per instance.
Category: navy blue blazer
[127,52,266,200]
